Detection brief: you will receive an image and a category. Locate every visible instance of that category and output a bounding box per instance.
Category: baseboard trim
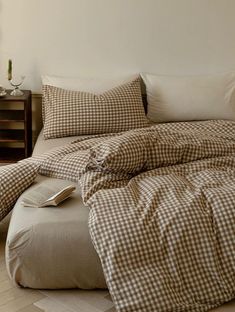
[32,93,42,99]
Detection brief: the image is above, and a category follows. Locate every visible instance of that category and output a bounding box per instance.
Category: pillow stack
[42,71,235,141]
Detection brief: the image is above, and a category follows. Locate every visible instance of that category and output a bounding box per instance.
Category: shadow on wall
[32,94,43,146]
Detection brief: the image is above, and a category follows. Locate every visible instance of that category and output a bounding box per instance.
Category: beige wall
[1,0,235,139]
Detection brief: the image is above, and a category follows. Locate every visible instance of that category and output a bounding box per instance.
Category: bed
[5,74,147,290]
[3,73,235,311]
[5,130,106,289]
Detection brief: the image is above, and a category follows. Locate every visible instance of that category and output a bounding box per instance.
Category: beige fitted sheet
[6,130,106,289]
[33,130,88,155]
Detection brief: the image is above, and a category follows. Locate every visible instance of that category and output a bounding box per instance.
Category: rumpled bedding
[80,120,235,312]
[5,120,235,311]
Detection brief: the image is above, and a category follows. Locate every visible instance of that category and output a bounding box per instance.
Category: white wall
[0,0,235,93]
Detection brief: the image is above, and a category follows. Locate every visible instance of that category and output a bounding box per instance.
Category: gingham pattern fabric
[0,162,38,221]
[29,133,118,181]
[77,120,235,312]
[42,77,148,139]
[32,119,235,181]
[88,121,235,174]
[4,120,234,311]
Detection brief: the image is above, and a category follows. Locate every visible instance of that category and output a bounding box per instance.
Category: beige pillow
[142,72,235,123]
[43,77,148,139]
[0,162,38,221]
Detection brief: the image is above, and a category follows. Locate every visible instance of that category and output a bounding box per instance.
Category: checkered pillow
[0,162,39,221]
[42,77,148,139]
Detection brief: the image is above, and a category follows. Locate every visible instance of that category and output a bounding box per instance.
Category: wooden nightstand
[0,90,32,163]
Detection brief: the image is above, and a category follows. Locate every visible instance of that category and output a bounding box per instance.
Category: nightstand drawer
[0,90,32,162]
[0,110,25,122]
[0,129,25,142]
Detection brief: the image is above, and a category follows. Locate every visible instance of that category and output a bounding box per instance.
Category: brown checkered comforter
[31,120,235,311]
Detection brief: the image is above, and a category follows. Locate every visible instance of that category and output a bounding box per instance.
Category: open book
[22,183,76,208]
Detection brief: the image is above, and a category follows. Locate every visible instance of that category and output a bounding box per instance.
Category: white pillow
[142,72,235,123]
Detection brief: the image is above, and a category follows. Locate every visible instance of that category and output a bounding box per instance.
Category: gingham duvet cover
[78,120,235,312]
[5,120,235,311]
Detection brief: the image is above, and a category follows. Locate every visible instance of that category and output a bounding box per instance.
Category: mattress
[6,130,106,289]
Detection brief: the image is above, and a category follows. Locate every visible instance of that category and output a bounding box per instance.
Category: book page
[22,181,76,207]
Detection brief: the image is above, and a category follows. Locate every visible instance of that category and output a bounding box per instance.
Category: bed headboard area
[0,0,235,140]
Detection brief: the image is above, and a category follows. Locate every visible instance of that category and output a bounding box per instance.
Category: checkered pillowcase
[42,77,148,139]
[0,162,39,221]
